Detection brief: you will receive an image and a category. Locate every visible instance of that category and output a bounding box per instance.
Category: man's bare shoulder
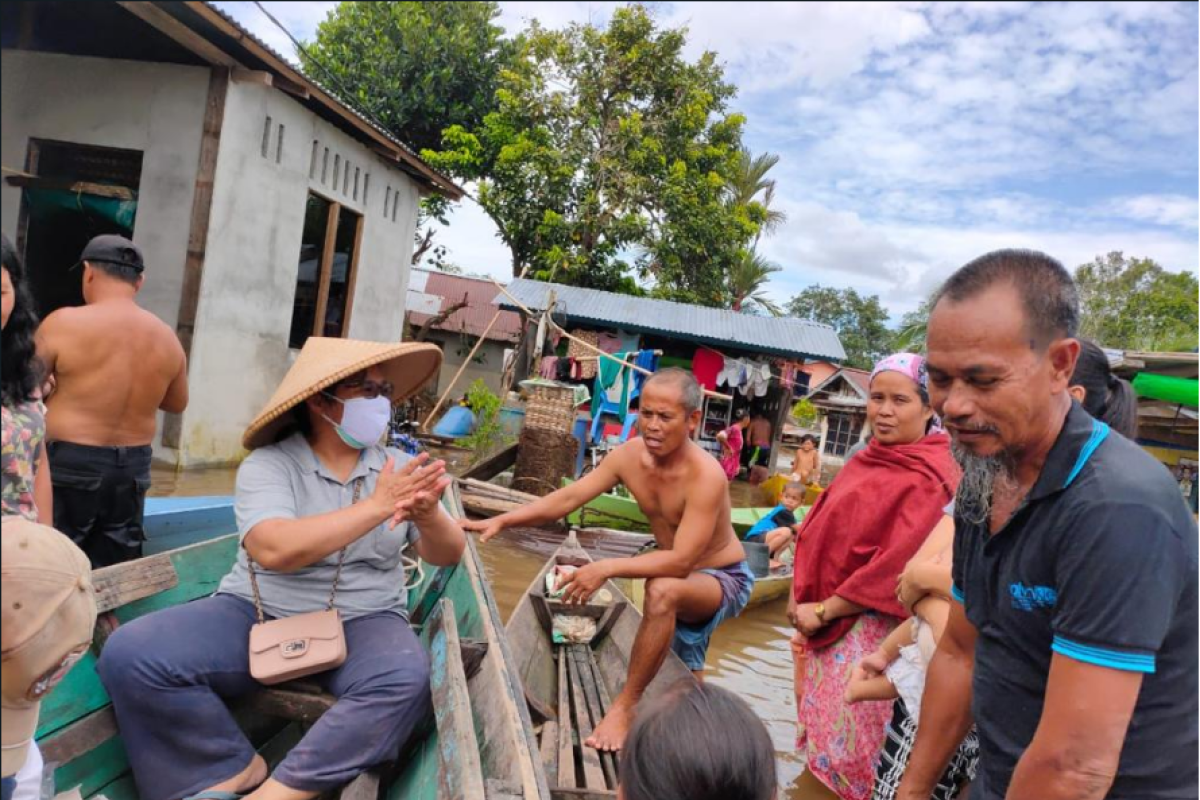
[682,440,728,487]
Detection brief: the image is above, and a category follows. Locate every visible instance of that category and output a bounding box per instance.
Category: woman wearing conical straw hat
[96,338,466,800]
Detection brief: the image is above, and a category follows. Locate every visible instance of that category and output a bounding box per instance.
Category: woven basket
[525,384,576,433]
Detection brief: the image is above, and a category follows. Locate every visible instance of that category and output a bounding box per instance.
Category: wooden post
[161,66,229,451]
[421,267,530,430]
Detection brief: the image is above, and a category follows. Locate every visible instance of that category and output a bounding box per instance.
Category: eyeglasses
[337,377,395,400]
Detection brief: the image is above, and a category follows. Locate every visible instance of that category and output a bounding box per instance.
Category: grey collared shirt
[217,433,420,620]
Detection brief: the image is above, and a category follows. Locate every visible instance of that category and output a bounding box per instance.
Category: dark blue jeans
[97,594,431,800]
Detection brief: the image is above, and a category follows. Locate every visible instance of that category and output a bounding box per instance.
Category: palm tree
[729,149,787,248]
[729,250,783,316]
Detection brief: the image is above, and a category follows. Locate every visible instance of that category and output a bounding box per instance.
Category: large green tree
[306,2,516,153]
[306,2,518,264]
[787,285,893,369]
[426,5,756,300]
[1075,252,1198,352]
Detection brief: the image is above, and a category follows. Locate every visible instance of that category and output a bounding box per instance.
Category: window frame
[291,189,365,349]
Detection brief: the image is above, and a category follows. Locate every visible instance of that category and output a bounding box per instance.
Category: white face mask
[321,394,392,449]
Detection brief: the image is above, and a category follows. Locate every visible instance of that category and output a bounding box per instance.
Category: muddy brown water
[148,462,834,798]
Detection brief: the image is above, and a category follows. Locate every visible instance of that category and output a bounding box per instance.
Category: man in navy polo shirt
[897,250,1197,800]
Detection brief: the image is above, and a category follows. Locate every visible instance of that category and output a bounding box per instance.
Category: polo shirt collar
[277,432,389,484]
[1028,401,1111,502]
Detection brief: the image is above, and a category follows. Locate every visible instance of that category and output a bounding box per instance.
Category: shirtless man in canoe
[463,368,751,751]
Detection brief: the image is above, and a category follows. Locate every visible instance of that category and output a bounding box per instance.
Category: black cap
[74,235,144,272]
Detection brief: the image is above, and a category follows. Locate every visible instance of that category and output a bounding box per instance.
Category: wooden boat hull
[507,535,694,798]
[44,486,550,800]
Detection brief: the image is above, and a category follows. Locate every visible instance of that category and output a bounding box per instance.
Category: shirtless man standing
[37,235,188,567]
[463,368,751,751]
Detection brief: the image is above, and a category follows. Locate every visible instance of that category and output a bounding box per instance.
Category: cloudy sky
[215,1,1199,320]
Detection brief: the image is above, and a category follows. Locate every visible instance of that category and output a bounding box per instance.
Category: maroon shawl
[793,432,959,650]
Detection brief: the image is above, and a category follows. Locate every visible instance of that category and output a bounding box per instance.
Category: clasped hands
[369,452,451,529]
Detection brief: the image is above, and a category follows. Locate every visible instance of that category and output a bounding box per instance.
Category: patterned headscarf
[870,352,928,393]
[871,352,942,431]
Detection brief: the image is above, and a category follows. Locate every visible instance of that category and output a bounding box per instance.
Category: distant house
[406,270,522,396]
[497,278,846,473]
[806,367,872,466]
[1,1,463,465]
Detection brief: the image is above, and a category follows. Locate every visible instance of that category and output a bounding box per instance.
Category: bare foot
[844,667,871,704]
[585,702,636,752]
[769,559,785,570]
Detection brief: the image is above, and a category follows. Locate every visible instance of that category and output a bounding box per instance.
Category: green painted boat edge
[563,478,776,533]
[41,485,550,800]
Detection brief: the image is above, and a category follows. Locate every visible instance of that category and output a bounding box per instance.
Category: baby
[744,482,804,569]
[844,549,952,725]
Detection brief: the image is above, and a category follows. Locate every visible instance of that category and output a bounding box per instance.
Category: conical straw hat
[242,337,442,450]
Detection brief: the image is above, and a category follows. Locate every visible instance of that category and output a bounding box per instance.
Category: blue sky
[216,1,1199,320]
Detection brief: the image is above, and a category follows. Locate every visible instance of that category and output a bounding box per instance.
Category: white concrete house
[1,1,462,465]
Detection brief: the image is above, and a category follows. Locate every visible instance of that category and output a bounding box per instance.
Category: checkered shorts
[872,699,979,800]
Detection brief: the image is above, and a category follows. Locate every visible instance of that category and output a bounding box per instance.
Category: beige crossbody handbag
[245,478,363,685]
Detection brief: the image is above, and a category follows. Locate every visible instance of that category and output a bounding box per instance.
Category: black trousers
[47,440,152,568]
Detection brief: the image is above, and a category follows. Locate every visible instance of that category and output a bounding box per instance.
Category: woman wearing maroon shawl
[787,353,959,800]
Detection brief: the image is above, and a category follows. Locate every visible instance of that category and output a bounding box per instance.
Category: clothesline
[698,343,809,392]
[575,349,664,363]
[489,277,734,401]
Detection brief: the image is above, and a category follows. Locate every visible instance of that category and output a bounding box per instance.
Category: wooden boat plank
[550,790,618,800]
[584,654,619,787]
[539,719,560,784]
[91,554,180,614]
[240,687,336,725]
[38,706,118,771]
[459,442,518,482]
[557,650,576,789]
[38,534,240,740]
[570,646,617,789]
[427,598,487,800]
[565,648,607,789]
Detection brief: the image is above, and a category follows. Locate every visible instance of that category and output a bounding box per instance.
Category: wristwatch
[813,602,826,622]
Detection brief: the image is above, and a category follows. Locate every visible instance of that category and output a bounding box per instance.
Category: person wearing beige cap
[2,518,98,798]
[96,338,466,800]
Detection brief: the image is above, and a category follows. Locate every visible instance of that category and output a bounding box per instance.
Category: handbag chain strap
[246,477,364,625]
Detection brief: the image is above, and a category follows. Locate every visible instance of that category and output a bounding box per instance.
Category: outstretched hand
[461,516,506,543]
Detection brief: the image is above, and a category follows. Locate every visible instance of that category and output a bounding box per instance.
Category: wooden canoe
[506,533,695,799]
[42,484,550,800]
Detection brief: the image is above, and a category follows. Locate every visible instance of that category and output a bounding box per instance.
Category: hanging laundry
[597,331,622,354]
[539,355,560,380]
[567,329,601,378]
[718,356,747,390]
[630,350,660,401]
[692,348,724,391]
[616,329,641,354]
[592,351,632,422]
[555,357,574,382]
[746,361,771,397]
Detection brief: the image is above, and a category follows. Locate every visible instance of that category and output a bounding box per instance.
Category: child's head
[619,681,776,800]
[781,482,805,511]
[800,434,815,452]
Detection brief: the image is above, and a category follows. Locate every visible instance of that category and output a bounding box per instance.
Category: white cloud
[1103,195,1200,229]
[212,1,1198,320]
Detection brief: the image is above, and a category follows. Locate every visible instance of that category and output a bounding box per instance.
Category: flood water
[476,534,837,800]
[148,460,835,798]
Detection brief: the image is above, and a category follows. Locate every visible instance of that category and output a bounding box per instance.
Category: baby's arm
[913,595,951,644]
[845,618,915,704]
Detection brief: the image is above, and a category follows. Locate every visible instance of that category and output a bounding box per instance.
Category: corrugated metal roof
[497,279,845,362]
[408,271,523,342]
[194,2,462,198]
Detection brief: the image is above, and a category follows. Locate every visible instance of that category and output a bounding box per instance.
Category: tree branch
[413,293,469,342]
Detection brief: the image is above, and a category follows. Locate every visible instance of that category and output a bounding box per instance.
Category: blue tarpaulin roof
[496,279,846,363]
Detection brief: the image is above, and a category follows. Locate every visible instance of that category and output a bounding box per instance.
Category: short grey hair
[643,367,703,414]
[932,249,1079,346]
